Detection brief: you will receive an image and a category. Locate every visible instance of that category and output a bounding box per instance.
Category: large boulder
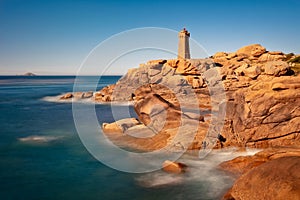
[262,60,291,76]
[258,52,286,62]
[236,44,266,57]
[134,90,182,131]
[223,156,300,200]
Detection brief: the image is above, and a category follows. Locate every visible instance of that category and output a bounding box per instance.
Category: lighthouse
[177,28,191,59]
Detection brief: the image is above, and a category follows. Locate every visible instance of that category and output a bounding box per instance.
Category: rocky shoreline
[58,44,300,199]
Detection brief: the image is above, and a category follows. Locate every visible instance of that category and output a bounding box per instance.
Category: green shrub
[285,53,294,61]
[289,56,300,63]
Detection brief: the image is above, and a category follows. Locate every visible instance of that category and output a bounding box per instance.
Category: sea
[0,76,259,200]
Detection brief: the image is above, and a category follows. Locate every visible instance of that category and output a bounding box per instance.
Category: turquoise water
[0,76,239,200]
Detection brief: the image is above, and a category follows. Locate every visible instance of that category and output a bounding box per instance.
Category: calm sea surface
[0,76,251,200]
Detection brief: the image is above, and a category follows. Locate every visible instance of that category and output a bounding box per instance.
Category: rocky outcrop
[58,43,299,150]
[100,58,213,103]
[94,84,115,102]
[222,75,300,148]
[236,44,266,57]
[100,44,300,150]
[221,148,300,200]
[211,44,300,148]
[59,91,94,100]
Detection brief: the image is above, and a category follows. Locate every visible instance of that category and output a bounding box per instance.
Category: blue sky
[0,0,300,75]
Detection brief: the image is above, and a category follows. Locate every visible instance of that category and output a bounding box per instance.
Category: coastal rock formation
[222,75,300,148]
[221,148,300,200]
[58,44,300,150]
[97,58,213,103]
[211,44,300,148]
[59,91,94,100]
[100,44,300,149]
[94,84,115,102]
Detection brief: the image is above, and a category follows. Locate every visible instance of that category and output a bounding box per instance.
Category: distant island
[22,72,36,76]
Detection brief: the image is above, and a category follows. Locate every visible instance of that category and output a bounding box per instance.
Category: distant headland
[22,72,36,76]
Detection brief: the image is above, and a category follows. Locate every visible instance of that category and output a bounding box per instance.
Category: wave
[135,148,261,198]
[18,135,63,143]
[135,172,183,187]
[41,94,133,106]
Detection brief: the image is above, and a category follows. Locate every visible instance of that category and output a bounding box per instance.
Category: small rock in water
[60,93,73,99]
[162,160,187,174]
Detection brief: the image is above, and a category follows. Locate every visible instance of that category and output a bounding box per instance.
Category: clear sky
[0,0,300,75]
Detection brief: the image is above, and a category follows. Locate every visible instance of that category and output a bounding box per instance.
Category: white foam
[41,94,133,106]
[18,135,63,143]
[135,148,262,198]
[136,172,183,187]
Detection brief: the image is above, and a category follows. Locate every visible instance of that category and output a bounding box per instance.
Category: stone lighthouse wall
[178,28,191,59]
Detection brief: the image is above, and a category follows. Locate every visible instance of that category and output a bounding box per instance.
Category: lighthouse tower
[177,28,191,59]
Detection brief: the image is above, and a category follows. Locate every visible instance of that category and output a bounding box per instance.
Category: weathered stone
[214,52,227,58]
[149,68,161,77]
[236,44,266,57]
[226,52,237,59]
[162,75,188,87]
[223,156,300,200]
[176,59,200,75]
[60,93,73,99]
[73,92,84,98]
[263,61,290,76]
[82,91,93,98]
[102,122,123,133]
[243,65,261,79]
[161,65,175,76]
[192,76,204,88]
[259,52,286,62]
[271,82,289,90]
